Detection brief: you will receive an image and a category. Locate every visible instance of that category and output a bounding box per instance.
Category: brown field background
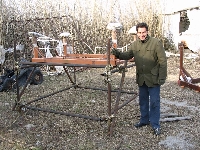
[0,0,163,67]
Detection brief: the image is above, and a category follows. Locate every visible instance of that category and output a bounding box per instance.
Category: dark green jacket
[112,35,167,87]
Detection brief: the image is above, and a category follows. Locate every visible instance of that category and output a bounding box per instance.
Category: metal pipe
[63,66,75,84]
[107,38,112,135]
[19,67,36,98]
[73,67,76,84]
[111,94,138,114]
[110,60,128,135]
[12,25,21,111]
[22,106,105,121]
[77,85,137,94]
[20,65,36,69]
[25,84,77,105]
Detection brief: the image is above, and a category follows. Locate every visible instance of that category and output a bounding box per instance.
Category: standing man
[112,22,167,135]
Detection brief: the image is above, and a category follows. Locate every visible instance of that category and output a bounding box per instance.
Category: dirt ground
[0,55,200,150]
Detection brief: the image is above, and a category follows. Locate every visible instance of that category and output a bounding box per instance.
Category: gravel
[0,56,200,150]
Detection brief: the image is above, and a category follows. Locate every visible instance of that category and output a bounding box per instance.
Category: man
[112,22,167,135]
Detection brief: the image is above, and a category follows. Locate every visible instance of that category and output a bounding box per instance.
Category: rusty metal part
[77,85,137,94]
[178,80,200,92]
[63,66,75,84]
[110,60,128,136]
[22,105,105,121]
[106,38,112,135]
[111,94,138,114]
[178,43,200,92]
[25,84,77,106]
[13,38,20,111]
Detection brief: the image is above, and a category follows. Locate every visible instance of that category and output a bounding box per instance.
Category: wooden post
[63,37,67,56]
[111,29,117,49]
[32,36,38,58]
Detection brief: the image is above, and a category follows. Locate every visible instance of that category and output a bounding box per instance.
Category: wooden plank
[64,53,116,59]
[32,57,117,66]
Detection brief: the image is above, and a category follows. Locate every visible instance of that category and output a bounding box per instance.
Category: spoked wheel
[31,70,43,85]
[0,78,14,91]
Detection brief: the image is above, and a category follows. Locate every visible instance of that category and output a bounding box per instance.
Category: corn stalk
[0,0,164,68]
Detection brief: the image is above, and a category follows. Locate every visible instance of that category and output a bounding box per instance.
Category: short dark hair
[136,22,148,32]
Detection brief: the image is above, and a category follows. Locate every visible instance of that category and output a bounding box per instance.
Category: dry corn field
[0,55,200,150]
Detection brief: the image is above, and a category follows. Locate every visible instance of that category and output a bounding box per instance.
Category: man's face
[137,27,148,41]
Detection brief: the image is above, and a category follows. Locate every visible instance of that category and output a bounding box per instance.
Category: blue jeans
[139,83,160,128]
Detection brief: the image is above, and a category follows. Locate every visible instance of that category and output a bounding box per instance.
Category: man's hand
[111,48,120,59]
[158,79,165,85]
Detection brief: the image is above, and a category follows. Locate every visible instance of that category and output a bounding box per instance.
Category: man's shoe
[134,122,149,128]
[153,128,161,135]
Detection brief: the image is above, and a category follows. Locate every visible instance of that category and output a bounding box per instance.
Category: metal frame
[12,37,138,136]
[178,43,200,92]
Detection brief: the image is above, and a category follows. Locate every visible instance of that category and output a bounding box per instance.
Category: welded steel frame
[178,43,200,92]
[12,38,138,136]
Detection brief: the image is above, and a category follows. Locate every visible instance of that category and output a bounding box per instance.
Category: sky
[3,0,200,20]
[161,0,200,14]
